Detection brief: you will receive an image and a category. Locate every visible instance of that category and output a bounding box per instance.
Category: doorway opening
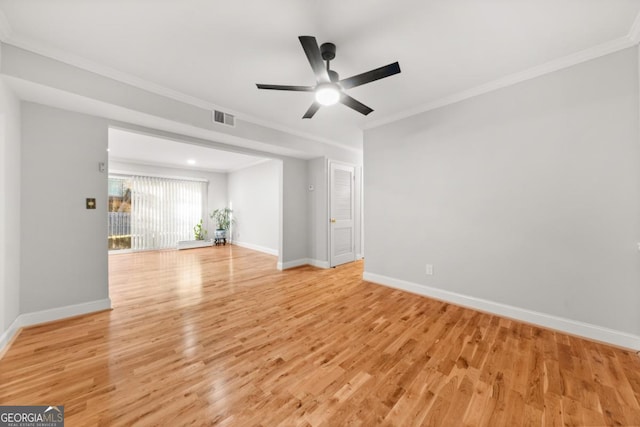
[107,127,283,260]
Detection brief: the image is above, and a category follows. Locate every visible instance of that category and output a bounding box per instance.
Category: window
[108,177,132,250]
[108,175,206,251]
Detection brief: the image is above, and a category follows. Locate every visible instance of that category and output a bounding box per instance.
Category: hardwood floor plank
[1,245,639,425]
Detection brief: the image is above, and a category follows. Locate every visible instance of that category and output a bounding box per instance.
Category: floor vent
[213,110,235,127]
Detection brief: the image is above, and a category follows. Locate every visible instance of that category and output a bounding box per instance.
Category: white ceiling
[108,128,268,173]
[1,1,639,150]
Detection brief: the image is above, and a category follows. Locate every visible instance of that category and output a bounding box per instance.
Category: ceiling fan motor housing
[320,42,336,61]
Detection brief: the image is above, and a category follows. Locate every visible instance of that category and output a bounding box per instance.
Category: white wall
[0,77,21,341]
[228,160,280,255]
[21,102,110,313]
[108,159,228,238]
[364,47,640,346]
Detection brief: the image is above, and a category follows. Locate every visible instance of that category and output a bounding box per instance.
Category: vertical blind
[129,175,206,250]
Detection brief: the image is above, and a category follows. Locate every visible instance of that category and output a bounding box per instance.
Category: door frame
[327,159,362,267]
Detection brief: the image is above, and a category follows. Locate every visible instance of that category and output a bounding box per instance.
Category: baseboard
[277,258,309,270]
[232,240,278,256]
[363,272,640,351]
[19,298,113,326]
[0,316,22,359]
[308,259,330,269]
[276,258,331,270]
[0,298,112,357]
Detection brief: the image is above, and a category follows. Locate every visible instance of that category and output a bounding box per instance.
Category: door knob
[330,218,336,223]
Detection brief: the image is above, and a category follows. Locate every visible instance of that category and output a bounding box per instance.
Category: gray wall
[282,158,308,264]
[21,102,109,313]
[228,160,280,254]
[307,157,328,263]
[108,159,228,238]
[0,78,21,337]
[352,163,363,260]
[364,47,640,336]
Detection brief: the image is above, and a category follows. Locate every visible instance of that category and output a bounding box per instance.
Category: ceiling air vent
[213,110,235,127]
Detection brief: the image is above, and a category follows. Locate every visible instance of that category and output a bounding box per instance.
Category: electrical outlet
[425,264,433,275]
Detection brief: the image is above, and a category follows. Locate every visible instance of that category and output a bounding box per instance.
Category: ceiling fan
[256,36,401,119]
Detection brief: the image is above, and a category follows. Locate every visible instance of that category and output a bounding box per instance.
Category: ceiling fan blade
[303,102,321,119]
[299,36,330,83]
[339,62,401,89]
[340,94,374,116]
[256,84,314,91]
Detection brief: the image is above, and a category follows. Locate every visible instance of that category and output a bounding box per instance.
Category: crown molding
[1,33,361,154]
[364,35,636,131]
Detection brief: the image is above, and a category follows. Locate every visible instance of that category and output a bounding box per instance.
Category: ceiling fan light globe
[315,85,340,106]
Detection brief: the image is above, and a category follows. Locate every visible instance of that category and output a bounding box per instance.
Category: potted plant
[193,219,207,241]
[210,207,234,245]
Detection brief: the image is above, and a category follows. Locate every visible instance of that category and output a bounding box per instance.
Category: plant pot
[214,229,227,245]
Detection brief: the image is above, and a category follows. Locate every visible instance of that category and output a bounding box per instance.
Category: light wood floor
[1,246,640,426]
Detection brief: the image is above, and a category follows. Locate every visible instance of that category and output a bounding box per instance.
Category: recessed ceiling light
[187,159,196,165]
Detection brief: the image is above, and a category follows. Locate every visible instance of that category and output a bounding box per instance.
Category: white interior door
[330,162,355,267]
